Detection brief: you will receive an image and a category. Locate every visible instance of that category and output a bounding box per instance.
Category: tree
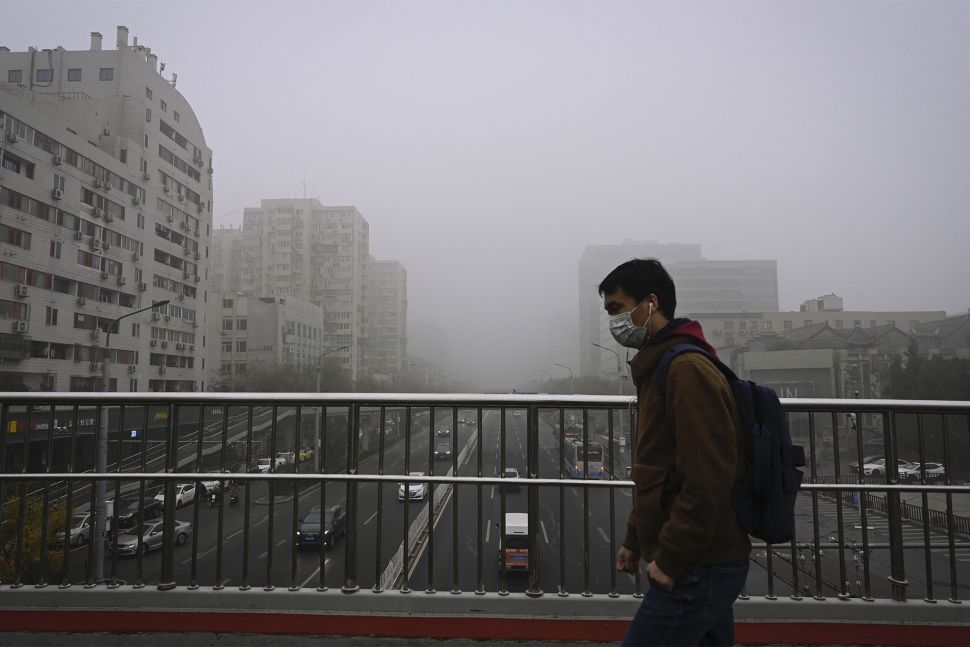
[885,340,970,400]
[0,493,66,584]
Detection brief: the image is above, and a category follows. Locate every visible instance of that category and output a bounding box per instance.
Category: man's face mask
[609,301,654,349]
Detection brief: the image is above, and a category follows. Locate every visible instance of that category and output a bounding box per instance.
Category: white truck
[498,512,529,572]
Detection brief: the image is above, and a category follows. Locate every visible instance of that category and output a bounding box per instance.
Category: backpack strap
[655,343,739,399]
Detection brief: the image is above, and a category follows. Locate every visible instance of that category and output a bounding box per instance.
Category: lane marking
[490,486,495,501]
[257,539,288,560]
[363,511,378,526]
[298,558,331,589]
[597,526,610,544]
[540,521,549,544]
[485,521,491,544]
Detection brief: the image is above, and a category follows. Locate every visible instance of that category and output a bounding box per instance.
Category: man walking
[600,259,750,647]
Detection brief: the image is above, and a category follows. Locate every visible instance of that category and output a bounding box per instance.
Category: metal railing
[0,393,967,610]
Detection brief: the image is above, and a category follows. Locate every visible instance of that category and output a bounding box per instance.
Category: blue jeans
[621,558,749,647]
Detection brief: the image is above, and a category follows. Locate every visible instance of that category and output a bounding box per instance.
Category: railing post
[882,410,908,601]
[526,404,542,598]
[343,403,360,593]
[158,403,179,591]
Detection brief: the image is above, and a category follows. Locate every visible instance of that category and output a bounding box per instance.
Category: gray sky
[7,1,969,387]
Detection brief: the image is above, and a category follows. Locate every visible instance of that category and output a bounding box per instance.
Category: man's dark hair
[598,258,677,319]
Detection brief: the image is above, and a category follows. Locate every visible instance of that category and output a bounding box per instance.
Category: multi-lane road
[51,405,969,599]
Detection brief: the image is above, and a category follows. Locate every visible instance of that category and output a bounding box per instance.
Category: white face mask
[608,302,654,349]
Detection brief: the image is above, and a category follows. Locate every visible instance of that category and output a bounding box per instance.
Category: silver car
[109,519,192,556]
[52,512,92,547]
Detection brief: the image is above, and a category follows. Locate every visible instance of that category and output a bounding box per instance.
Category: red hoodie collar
[643,318,719,357]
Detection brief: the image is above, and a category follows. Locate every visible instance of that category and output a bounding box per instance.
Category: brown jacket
[623,322,750,579]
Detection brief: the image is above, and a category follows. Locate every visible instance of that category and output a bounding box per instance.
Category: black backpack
[656,343,806,544]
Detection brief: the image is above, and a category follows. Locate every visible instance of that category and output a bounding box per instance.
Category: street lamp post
[314,345,349,471]
[554,362,574,394]
[592,342,627,395]
[93,298,169,583]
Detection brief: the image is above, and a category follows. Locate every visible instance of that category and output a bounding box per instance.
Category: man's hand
[646,560,674,591]
[616,546,641,574]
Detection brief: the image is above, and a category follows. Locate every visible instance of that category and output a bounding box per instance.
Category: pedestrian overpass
[0,393,967,645]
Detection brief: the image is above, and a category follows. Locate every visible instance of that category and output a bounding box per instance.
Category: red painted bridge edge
[0,610,968,646]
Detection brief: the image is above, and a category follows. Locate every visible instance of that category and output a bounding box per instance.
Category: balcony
[0,393,967,645]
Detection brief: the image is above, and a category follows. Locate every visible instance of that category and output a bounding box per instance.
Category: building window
[222,298,233,308]
[835,320,844,329]
[50,240,61,259]
[804,320,813,327]
[160,100,167,112]
[131,322,140,337]
[236,318,247,331]
[221,342,231,353]
[45,306,58,326]
[67,68,82,81]
[145,108,152,123]
[36,69,53,83]
[236,341,246,352]
[137,213,145,229]
[762,321,772,330]
[222,319,233,331]
[120,149,127,163]
[783,320,792,330]
[7,70,22,83]
[723,321,733,330]
[173,111,180,123]
[235,363,246,374]
[738,321,746,330]
[146,87,152,100]
[853,320,862,328]
[53,174,65,192]
[99,68,114,81]
[869,320,877,328]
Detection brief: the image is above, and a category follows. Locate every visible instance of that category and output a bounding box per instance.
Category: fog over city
[7,1,968,388]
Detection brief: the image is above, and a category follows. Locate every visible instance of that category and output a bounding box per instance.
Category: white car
[53,512,92,547]
[255,457,286,473]
[154,483,196,509]
[900,462,946,481]
[398,472,429,501]
[862,458,914,477]
[436,428,451,437]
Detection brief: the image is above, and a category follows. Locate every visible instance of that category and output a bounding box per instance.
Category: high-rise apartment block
[0,27,213,391]
[218,198,406,383]
[365,258,407,380]
[579,241,778,377]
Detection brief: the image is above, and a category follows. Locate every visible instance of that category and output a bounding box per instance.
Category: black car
[297,505,347,548]
[114,497,164,531]
[434,442,452,460]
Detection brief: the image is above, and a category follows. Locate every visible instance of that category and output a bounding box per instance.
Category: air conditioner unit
[116,276,127,286]
[138,282,147,291]
[12,320,27,334]
[160,341,168,348]
[76,297,87,306]
[164,314,171,322]
[194,252,200,260]
[93,178,103,189]
[163,185,171,194]
[52,155,63,165]
[151,311,160,321]
[90,239,101,250]
[142,172,151,181]
[90,330,101,341]
[5,132,17,144]
[175,343,185,351]
[90,362,101,372]
[100,271,110,280]
[166,214,174,222]
[159,365,166,374]
[51,189,63,200]
[149,339,158,347]
[103,213,114,223]
[14,284,28,298]
[127,365,136,373]
[104,182,113,192]
[132,252,140,261]
[132,197,141,206]
[189,345,195,352]
[74,230,84,240]
[177,194,185,203]
[92,208,103,219]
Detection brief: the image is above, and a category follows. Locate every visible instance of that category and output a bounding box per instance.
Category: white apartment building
[364,258,407,380]
[210,226,242,294]
[237,199,369,380]
[579,241,778,377]
[0,27,213,392]
[207,294,326,387]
